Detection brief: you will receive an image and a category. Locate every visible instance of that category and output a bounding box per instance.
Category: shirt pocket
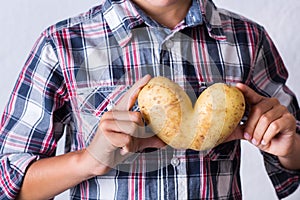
[75,85,133,143]
[77,85,133,117]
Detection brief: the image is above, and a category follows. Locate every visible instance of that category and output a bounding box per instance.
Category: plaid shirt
[1,0,299,199]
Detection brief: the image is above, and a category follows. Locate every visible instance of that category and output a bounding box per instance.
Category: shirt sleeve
[0,33,70,199]
[249,26,300,199]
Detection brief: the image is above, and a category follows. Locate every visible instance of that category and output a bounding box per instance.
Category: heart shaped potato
[138,76,245,151]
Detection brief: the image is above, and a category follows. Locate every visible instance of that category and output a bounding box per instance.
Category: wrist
[278,134,300,171]
[77,149,111,178]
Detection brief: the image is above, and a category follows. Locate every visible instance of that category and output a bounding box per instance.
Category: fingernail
[251,138,258,146]
[261,140,267,146]
[244,132,251,140]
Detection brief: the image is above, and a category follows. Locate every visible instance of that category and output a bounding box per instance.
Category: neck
[132,0,192,29]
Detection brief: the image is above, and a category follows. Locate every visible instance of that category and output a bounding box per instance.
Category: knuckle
[252,106,264,116]
[102,111,113,119]
[277,104,288,114]
[284,112,294,119]
[123,122,137,134]
[260,113,271,124]
[126,124,137,136]
[130,112,142,123]
[285,113,297,127]
[270,97,280,105]
[99,119,111,128]
[110,111,120,119]
[269,121,280,132]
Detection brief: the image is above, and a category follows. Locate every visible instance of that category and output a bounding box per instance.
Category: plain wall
[0,1,299,199]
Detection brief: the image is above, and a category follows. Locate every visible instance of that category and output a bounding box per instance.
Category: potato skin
[138,77,193,148]
[138,76,245,151]
[191,83,245,150]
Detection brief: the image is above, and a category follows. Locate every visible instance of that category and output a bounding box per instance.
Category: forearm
[278,133,300,171]
[17,149,106,200]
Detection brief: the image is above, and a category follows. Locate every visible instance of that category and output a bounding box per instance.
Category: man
[1,0,299,199]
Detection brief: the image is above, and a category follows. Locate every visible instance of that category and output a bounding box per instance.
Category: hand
[233,83,297,158]
[86,75,165,175]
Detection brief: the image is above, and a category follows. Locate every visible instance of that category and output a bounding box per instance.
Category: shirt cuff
[0,153,38,199]
[262,151,300,199]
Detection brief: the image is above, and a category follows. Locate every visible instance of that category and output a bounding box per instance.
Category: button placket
[171,157,180,167]
[165,39,174,49]
[172,150,188,200]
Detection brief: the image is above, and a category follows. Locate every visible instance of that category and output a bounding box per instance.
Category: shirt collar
[102,0,226,47]
[199,0,226,40]
[102,0,144,46]
[185,0,203,27]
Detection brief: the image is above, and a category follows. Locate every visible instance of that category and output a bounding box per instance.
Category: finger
[102,128,135,154]
[101,111,154,139]
[119,135,166,155]
[114,75,151,111]
[235,83,264,105]
[101,119,139,138]
[261,112,296,146]
[102,119,155,139]
[102,111,144,125]
[95,126,135,159]
[243,98,276,141]
[251,104,286,145]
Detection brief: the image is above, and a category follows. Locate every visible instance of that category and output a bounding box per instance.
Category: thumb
[235,83,264,105]
[114,75,151,111]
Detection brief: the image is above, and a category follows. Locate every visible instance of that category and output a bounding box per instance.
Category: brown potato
[138,76,245,151]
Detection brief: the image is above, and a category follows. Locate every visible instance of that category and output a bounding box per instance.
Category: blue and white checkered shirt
[1,0,299,199]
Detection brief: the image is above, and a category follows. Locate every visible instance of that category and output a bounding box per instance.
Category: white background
[0,1,299,199]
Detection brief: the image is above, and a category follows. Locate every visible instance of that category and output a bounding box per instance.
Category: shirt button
[192,15,196,22]
[107,101,114,111]
[165,40,174,49]
[171,157,180,167]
